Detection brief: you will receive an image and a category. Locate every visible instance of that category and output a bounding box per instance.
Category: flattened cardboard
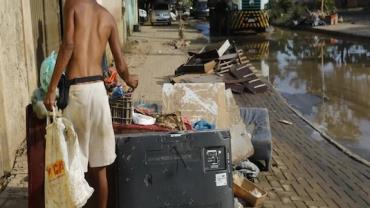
[162,83,229,129]
[225,89,254,162]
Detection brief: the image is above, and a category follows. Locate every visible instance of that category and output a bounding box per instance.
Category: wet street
[193,21,370,160]
[234,28,370,160]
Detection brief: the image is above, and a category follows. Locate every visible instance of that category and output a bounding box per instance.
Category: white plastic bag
[132,112,156,125]
[45,109,93,208]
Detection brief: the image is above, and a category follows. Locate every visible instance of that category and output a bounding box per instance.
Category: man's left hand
[44,90,57,112]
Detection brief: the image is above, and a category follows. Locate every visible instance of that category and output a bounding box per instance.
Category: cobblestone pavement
[235,89,370,208]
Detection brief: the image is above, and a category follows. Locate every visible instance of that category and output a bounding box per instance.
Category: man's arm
[44,1,75,111]
[108,18,138,88]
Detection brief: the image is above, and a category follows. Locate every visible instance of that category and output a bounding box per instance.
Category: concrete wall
[96,0,127,63]
[0,0,37,177]
[98,0,126,45]
[124,0,139,36]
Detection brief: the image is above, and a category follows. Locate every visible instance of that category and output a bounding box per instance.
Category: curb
[303,26,370,42]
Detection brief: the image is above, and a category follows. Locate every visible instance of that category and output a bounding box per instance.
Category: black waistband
[69,75,104,85]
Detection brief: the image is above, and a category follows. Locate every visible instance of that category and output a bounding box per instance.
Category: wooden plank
[217,40,231,57]
[219,53,238,61]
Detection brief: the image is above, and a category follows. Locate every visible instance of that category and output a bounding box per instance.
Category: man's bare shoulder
[64,0,79,9]
[96,4,116,26]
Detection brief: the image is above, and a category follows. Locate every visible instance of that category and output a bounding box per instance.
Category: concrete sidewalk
[312,10,370,39]
[313,22,370,39]
[125,23,207,102]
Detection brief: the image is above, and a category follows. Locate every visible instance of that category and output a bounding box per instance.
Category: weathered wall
[31,0,62,72]
[124,0,139,36]
[98,0,126,45]
[96,0,127,63]
[0,0,37,177]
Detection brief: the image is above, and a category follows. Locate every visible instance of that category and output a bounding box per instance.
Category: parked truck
[209,0,269,35]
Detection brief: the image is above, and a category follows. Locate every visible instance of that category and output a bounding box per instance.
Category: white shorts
[63,81,116,172]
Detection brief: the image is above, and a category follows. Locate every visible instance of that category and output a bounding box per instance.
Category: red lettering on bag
[47,160,65,181]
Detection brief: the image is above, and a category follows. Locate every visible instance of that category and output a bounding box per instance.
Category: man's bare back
[66,0,113,79]
[44,0,137,111]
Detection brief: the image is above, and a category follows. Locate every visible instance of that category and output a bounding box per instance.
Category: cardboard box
[162,83,229,129]
[233,173,267,207]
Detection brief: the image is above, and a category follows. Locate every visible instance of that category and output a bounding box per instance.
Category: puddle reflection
[236,28,370,160]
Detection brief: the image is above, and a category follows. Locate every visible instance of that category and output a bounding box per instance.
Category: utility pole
[321,0,324,13]
[178,0,184,39]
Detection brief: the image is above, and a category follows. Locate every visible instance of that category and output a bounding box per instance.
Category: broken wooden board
[225,83,245,94]
[175,60,217,76]
[219,53,238,61]
[189,39,232,62]
[217,40,231,57]
[230,64,268,94]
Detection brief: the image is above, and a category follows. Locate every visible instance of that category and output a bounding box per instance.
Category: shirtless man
[44,0,138,207]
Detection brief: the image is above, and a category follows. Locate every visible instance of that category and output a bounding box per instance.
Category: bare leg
[89,166,108,208]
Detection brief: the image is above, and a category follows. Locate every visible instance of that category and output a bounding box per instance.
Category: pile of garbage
[106,40,272,207]
[268,0,340,28]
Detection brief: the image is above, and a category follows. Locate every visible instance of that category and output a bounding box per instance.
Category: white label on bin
[215,173,227,187]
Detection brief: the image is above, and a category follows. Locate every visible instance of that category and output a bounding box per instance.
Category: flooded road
[233,28,370,160]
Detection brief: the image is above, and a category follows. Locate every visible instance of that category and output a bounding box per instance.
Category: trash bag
[31,88,48,119]
[40,51,57,93]
[45,109,93,208]
[234,160,260,181]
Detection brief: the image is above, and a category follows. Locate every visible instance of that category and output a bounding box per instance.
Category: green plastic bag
[40,51,57,93]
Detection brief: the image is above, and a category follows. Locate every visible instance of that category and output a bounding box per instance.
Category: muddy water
[235,28,370,160]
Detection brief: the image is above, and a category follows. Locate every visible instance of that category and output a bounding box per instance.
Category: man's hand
[126,75,138,90]
[44,90,57,112]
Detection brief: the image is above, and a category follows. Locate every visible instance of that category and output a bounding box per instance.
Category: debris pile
[173,40,268,94]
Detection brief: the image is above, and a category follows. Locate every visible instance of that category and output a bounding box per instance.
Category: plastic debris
[193,119,215,130]
[40,51,57,93]
[234,160,260,180]
[278,119,293,125]
[234,197,244,208]
[250,188,263,198]
[132,112,156,126]
[111,86,124,99]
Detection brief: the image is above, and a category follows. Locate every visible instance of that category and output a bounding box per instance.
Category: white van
[150,3,171,25]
